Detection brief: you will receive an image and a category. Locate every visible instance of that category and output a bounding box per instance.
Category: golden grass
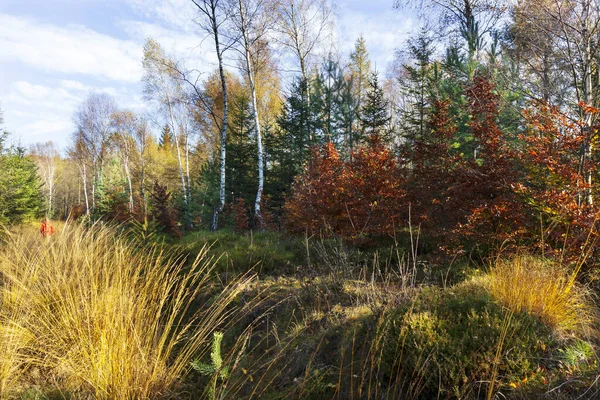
[487,255,593,335]
[0,222,254,398]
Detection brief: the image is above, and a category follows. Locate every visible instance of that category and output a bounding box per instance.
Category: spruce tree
[400,29,437,141]
[276,78,319,172]
[159,124,173,150]
[349,35,372,105]
[226,92,258,208]
[266,78,318,215]
[0,130,43,224]
[360,72,392,143]
[150,180,182,237]
[313,58,347,146]
[348,35,372,148]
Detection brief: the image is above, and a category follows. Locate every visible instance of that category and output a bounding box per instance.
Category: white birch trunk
[165,88,188,204]
[82,163,90,215]
[237,0,264,227]
[211,0,229,231]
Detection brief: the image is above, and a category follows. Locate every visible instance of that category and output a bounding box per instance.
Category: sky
[0,0,415,150]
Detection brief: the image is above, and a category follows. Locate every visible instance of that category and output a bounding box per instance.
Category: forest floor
[173,229,600,399]
[1,223,599,399]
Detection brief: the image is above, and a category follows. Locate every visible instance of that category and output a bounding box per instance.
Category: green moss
[382,282,558,398]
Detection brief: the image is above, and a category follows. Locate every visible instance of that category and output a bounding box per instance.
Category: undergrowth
[0,223,255,398]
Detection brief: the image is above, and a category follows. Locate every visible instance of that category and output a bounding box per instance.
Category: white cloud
[121,19,217,67]
[0,13,143,82]
[60,80,89,91]
[0,0,415,148]
[3,79,144,147]
[126,0,197,32]
[21,118,73,140]
[9,81,81,112]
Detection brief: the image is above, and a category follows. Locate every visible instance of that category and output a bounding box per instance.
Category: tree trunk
[210,1,229,231]
[582,4,594,206]
[185,130,191,200]
[82,163,90,215]
[237,0,264,227]
[124,158,134,212]
[166,93,188,204]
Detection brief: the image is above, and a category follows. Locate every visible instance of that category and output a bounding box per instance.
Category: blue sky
[0,0,415,149]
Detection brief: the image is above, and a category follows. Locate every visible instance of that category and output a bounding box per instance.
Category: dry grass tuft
[487,255,593,335]
[0,222,254,398]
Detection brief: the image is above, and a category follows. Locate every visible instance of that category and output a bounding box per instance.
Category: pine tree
[360,72,392,143]
[0,131,43,224]
[338,76,358,158]
[348,35,372,148]
[267,76,328,217]
[399,29,437,144]
[159,124,174,150]
[227,91,258,209]
[313,58,347,145]
[272,78,319,177]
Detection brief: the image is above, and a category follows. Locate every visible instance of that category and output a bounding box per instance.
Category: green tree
[360,72,392,143]
[398,27,440,161]
[159,124,174,150]
[0,122,43,224]
[313,57,347,145]
[348,35,372,148]
[226,91,258,209]
[266,78,319,215]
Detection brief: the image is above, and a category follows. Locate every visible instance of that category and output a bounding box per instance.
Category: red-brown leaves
[232,197,250,234]
[284,136,405,241]
[453,73,528,245]
[408,74,528,248]
[284,72,600,261]
[284,142,346,235]
[519,101,600,257]
[345,135,405,237]
[406,100,460,236]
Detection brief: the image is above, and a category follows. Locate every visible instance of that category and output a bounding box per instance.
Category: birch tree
[274,0,333,82]
[190,0,233,230]
[68,130,92,215]
[111,110,138,212]
[72,93,117,211]
[395,0,507,43]
[135,117,151,219]
[231,0,274,226]
[30,141,60,218]
[143,39,190,204]
[511,0,600,205]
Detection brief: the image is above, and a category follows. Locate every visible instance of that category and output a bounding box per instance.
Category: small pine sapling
[191,332,229,400]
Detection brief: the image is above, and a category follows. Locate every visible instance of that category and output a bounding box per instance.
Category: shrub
[232,198,249,234]
[518,101,600,261]
[0,135,43,225]
[284,138,406,242]
[179,230,305,276]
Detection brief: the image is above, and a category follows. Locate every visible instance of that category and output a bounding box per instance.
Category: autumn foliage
[284,135,405,241]
[452,74,528,246]
[232,197,250,234]
[517,101,600,258]
[285,72,600,260]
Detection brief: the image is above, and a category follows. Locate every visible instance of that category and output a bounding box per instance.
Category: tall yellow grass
[0,222,254,398]
[487,255,593,335]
